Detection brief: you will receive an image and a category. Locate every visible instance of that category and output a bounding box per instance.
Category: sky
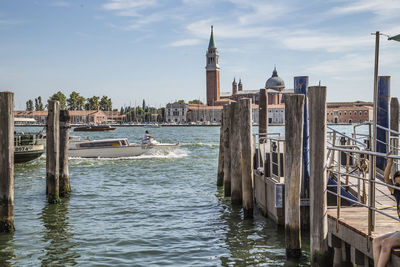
[1,0,400,110]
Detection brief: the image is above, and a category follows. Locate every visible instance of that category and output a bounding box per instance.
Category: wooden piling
[223,105,231,197]
[46,100,60,204]
[284,94,304,259]
[59,110,71,197]
[230,102,242,204]
[0,92,15,232]
[391,97,399,134]
[240,98,254,218]
[309,86,330,265]
[259,89,268,140]
[217,109,224,187]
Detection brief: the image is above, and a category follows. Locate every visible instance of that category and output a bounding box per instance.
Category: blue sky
[1,0,399,110]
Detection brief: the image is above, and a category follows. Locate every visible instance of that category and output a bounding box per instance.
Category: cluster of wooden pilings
[218,86,331,265]
[0,92,71,233]
[217,98,254,218]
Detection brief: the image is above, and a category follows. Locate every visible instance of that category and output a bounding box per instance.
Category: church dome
[265,67,285,91]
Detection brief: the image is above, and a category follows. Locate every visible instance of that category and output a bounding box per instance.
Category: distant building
[14,110,124,124]
[206,26,220,106]
[166,102,188,123]
[327,101,373,124]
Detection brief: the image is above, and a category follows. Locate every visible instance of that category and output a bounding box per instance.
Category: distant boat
[69,138,179,158]
[14,132,45,163]
[73,125,116,132]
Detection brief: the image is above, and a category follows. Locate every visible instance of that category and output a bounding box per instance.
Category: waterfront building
[14,110,124,124]
[327,101,373,124]
[166,102,188,123]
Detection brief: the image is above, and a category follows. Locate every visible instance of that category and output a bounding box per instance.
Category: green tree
[99,96,112,111]
[177,100,185,104]
[85,96,100,110]
[36,96,44,111]
[67,91,85,110]
[189,99,203,105]
[26,99,34,111]
[49,91,67,110]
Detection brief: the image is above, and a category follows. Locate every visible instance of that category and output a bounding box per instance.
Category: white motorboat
[68,138,179,158]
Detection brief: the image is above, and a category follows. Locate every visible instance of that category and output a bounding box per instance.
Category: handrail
[327,126,367,147]
[328,146,400,159]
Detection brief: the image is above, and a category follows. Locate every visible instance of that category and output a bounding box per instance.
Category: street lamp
[370,31,400,233]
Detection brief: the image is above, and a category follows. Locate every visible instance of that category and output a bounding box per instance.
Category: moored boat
[14,132,45,163]
[69,138,179,158]
[73,125,116,132]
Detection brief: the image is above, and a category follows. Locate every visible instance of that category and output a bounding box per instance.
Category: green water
[2,126,313,266]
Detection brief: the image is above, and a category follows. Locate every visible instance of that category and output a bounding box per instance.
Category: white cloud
[102,0,158,16]
[330,0,400,18]
[169,39,201,47]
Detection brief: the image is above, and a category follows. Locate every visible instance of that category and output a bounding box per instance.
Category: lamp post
[370,31,400,233]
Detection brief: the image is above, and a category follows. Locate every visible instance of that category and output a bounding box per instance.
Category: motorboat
[73,125,116,132]
[14,132,45,163]
[68,138,179,158]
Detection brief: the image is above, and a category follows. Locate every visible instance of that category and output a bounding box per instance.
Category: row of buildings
[165,26,373,125]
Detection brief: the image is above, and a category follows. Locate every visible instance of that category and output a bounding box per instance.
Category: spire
[272,66,278,77]
[208,25,217,49]
[239,78,242,84]
[233,77,237,84]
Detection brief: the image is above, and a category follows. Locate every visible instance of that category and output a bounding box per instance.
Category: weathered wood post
[217,109,224,187]
[59,110,71,197]
[46,100,60,203]
[223,105,231,197]
[259,89,268,140]
[240,98,254,218]
[284,94,304,259]
[230,102,242,204]
[0,92,15,232]
[309,86,330,265]
[294,76,310,199]
[376,76,390,170]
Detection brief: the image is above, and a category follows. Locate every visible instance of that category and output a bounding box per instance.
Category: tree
[177,100,185,104]
[85,96,100,110]
[49,91,67,110]
[99,96,112,111]
[142,99,146,111]
[37,96,44,111]
[26,99,34,111]
[67,91,85,110]
[189,99,203,105]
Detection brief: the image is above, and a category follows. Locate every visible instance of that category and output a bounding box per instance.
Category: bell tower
[206,26,220,106]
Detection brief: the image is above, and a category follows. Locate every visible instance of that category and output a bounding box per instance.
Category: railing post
[0,92,15,232]
[46,100,60,204]
[309,86,330,265]
[390,97,399,171]
[240,98,253,218]
[284,94,304,259]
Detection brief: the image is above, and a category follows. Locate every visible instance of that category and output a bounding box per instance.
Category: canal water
[2,125,365,266]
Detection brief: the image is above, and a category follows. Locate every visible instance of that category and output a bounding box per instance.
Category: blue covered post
[376,76,390,170]
[294,76,310,199]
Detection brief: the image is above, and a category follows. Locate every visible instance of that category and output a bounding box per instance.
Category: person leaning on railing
[373,153,400,267]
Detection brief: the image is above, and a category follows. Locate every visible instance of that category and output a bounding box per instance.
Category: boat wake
[69,148,188,161]
[181,142,219,148]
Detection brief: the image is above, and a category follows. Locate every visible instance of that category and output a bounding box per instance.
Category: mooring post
[309,86,330,265]
[223,105,232,197]
[390,97,399,171]
[294,76,310,199]
[46,100,60,203]
[217,108,224,187]
[259,89,268,141]
[284,94,304,259]
[0,92,15,232]
[230,102,242,204]
[59,110,71,197]
[376,76,390,170]
[240,98,254,218]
